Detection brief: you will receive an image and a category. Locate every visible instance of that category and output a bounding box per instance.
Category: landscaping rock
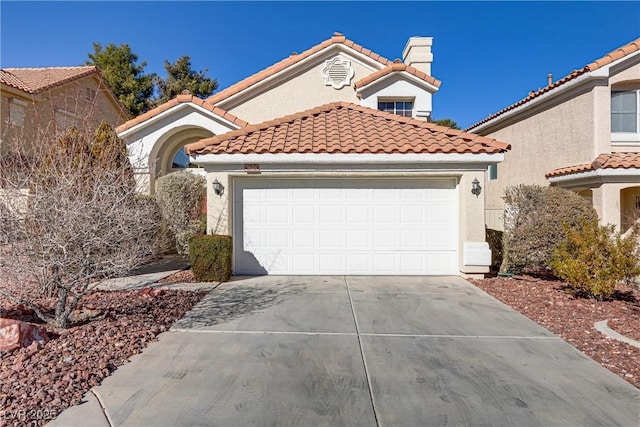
[0,318,49,352]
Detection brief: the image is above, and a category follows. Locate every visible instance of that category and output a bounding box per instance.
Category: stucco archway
[147,126,214,191]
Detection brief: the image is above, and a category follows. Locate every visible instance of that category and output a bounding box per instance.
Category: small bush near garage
[501,185,597,275]
[486,228,503,273]
[155,171,206,255]
[550,220,640,300]
[189,234,232,282]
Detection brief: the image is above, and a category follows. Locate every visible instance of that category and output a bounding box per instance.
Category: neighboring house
[118,32,511,277]
[466,38,640,233]
[1,66,129,154]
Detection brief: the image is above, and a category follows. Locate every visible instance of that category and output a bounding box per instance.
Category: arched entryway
[147,126,214,191]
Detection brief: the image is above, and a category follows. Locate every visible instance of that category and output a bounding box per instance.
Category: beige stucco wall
[483,86,597,212]
[204,168,489,276]
[223,53,375,124]
[1,76,126,156]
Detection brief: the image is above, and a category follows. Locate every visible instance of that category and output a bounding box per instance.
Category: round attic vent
[321,56,355,89]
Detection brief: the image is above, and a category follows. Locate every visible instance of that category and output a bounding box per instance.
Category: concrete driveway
[50,276,639,426]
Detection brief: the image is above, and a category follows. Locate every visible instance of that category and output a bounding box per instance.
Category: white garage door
[233,178,458,275]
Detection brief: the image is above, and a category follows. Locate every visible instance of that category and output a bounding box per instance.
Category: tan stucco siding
[610,61,640,86]
[225,59,374,124]
[484,88,596,210]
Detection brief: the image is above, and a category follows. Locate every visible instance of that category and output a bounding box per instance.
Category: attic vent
[321,55,355,89]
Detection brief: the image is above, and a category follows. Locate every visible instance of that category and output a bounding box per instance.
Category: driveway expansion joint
[344,276,381,427]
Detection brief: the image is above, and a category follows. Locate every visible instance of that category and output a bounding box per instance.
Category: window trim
[611,88,640,144]
[8,98,27,127]
[377,98,414,118]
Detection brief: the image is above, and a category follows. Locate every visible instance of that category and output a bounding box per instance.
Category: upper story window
[378,100,413,118]
[9,98,26,127]
[611,89,639,134]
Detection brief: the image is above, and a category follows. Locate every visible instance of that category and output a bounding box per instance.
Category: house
[118,32,511,277]
[1,66,129,154]
[466,39,640,233]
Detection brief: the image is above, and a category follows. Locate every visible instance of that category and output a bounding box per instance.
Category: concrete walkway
[50,276,640,427]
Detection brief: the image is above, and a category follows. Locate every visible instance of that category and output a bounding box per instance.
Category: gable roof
[354,60,441,90]
[185,102,510,156]
[466,38,640,131]
[204,32,396,106]
[546,152,640,178]
[115,93,249,134]
[0,66,99,94]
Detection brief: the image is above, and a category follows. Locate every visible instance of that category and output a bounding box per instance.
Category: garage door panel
[235,179,458,275]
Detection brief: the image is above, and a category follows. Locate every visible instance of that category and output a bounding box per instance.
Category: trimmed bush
[155,171,206,254]
[189,234,232,282]
[550,220,640,300]
[501,185,597,274]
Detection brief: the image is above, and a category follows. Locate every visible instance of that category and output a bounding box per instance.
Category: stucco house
[467,38,640,233]
[117,32,510,277]
[1,66,129,154]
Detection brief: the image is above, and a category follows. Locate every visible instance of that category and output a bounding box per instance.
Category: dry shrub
[551,220,640,299]
[501,185,597,274]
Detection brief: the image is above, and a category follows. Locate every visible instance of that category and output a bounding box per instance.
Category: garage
[233,178,458,275]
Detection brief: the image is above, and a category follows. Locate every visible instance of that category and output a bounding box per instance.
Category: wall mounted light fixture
[213,178,225,197]
[471,178,482,197]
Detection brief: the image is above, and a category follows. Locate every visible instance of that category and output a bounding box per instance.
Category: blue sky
[1,1,638,128]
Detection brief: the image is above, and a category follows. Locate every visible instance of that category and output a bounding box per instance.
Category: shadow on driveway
[172,285,289,329]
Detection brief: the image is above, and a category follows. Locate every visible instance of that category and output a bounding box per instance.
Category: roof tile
[0,66,98,94]
[116,94,249,133]
[546,152,640,178]
[204,33,395,106]
[467,38,640,131]
[185,102,510,156]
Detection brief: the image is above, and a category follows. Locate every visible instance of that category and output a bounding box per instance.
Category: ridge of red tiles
[546,152,640,178]
[1,66,98,94]
[185,101,510,156]
[115,94,249,133]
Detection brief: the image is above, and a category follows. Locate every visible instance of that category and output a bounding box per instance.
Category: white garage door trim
[232,178,459,275]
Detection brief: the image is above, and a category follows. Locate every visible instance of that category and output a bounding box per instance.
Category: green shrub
[155,171,206,254]
[501,185,597,274]
[486,228,503,272]
[189,234,232,282]
[550,220,640,300]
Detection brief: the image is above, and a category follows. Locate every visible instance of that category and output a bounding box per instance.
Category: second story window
[378,100,413,118]
[611,90,639,133]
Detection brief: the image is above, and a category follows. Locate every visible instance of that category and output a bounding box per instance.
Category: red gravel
[157,269,197,284]
[470,276,640,389]
[0,288,206,426]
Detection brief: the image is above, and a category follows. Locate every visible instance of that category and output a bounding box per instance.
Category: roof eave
[189,152,506,165]
[355,71,440,94]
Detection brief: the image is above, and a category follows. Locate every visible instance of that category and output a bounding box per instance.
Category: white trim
[356,70,439,94]
[468,50,640,133]
[548,168,640,184]
[214,44,385,108]
[117,102,244,137]
[191,152,505,165]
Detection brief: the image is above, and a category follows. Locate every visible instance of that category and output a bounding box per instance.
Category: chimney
[402,37,433,75]
[547,73,553,87]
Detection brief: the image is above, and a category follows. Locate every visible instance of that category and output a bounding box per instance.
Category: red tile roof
[354,60,441,90]
[185,102,510,156]
[204,32,396,106]
[115,93,249,133]
[546,152,640,178]
[0,66,99,94]
[466,38,640,131]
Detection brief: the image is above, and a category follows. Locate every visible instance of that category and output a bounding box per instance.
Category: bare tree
[0,113,160,328]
